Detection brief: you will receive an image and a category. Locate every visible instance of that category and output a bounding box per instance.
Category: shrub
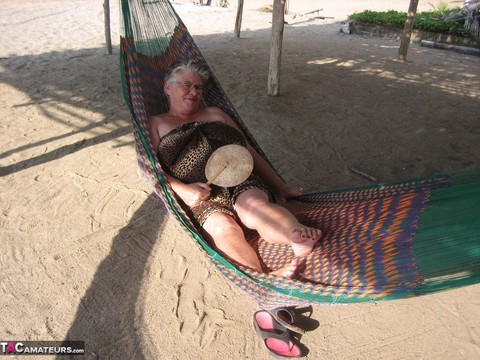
[348,8,468,37]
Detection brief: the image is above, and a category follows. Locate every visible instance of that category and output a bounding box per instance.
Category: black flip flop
[267,306,311,334]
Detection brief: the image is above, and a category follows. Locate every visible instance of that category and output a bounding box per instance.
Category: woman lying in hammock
[149,60,322,277]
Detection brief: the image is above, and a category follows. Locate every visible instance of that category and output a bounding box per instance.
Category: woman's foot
[269,257,299,278]
[290,227,322,257]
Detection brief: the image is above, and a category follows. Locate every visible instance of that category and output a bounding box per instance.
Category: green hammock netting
[119,0,480,309]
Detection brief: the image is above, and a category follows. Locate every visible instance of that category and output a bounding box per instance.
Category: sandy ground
[1,0,479,359]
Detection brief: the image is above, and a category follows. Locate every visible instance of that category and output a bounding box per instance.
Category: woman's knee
[203,212,241,238]
[235,189,270,226]
[236,189,269,210]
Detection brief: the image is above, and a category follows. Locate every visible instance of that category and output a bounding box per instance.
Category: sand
[1,0,479,359]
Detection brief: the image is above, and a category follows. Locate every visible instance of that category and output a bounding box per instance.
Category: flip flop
[268,307,310,334]
[253,310,302,358]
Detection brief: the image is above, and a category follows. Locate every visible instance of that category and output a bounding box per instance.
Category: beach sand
[1,0,479,359]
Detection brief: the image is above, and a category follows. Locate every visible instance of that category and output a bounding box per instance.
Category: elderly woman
[149,60,321,277]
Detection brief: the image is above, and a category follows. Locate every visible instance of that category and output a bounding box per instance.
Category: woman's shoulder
[149,113,179,139]
[149,113,169,126]
[202,106,227,118]
[201,107,237,126]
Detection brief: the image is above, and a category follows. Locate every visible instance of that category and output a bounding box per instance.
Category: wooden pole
[235,0,244,38]
[267,0,286,96]
[398,0,419,61]
[104,0,112,55]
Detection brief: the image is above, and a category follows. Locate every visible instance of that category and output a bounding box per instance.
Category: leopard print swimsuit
[157,121,271,225]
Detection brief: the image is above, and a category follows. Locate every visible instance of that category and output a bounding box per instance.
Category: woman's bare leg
[202,211,298,276]
[203,212,262,271]
[235,189,322,257]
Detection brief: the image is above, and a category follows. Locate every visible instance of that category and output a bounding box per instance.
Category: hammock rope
[119,0,480,309]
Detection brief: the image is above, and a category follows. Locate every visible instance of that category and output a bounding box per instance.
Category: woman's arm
[164,173,211,207]
[148,116,162,152]
[246,141,301,200]
[149,115,211,207]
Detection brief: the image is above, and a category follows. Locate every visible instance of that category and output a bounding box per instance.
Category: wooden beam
[104,0,112,55]
[398,0,419,61]
[267,0,286,96]
[421,40,480,56]
[234,0,244,38]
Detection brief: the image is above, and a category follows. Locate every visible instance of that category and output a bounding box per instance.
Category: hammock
[119,0,480,309]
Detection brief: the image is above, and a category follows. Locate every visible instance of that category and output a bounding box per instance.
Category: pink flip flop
[253,310,303,358]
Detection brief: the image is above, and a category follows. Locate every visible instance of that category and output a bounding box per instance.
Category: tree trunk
[235,0,244,38]
[267,0,286,96]
[104,0,112,55]
[398,0,419,61]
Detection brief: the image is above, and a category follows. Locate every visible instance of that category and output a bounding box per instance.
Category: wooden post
[267,0,286,96]
[398,0,419,61]
[235,0,244,38]
[104,0,112,55]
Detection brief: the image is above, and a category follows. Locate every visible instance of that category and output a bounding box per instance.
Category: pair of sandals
[253,306,314,358]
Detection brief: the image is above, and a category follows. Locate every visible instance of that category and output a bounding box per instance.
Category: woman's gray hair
[164,60,210,84]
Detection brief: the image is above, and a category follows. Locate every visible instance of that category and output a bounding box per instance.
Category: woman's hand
[177,182,212,207]
[274,186,302,203]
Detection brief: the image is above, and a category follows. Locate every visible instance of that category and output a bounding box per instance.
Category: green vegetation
[348,8,468,37]
[257,6,273,13]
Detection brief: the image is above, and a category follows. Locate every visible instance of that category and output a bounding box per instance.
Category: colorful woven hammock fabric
[119,0,480,309]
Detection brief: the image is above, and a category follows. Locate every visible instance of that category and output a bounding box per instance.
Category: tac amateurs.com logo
[0,341,85,355]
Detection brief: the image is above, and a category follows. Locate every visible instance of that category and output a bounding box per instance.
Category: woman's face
[166,70,204,115]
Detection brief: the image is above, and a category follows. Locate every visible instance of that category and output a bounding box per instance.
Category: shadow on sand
[58,194,168,359]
